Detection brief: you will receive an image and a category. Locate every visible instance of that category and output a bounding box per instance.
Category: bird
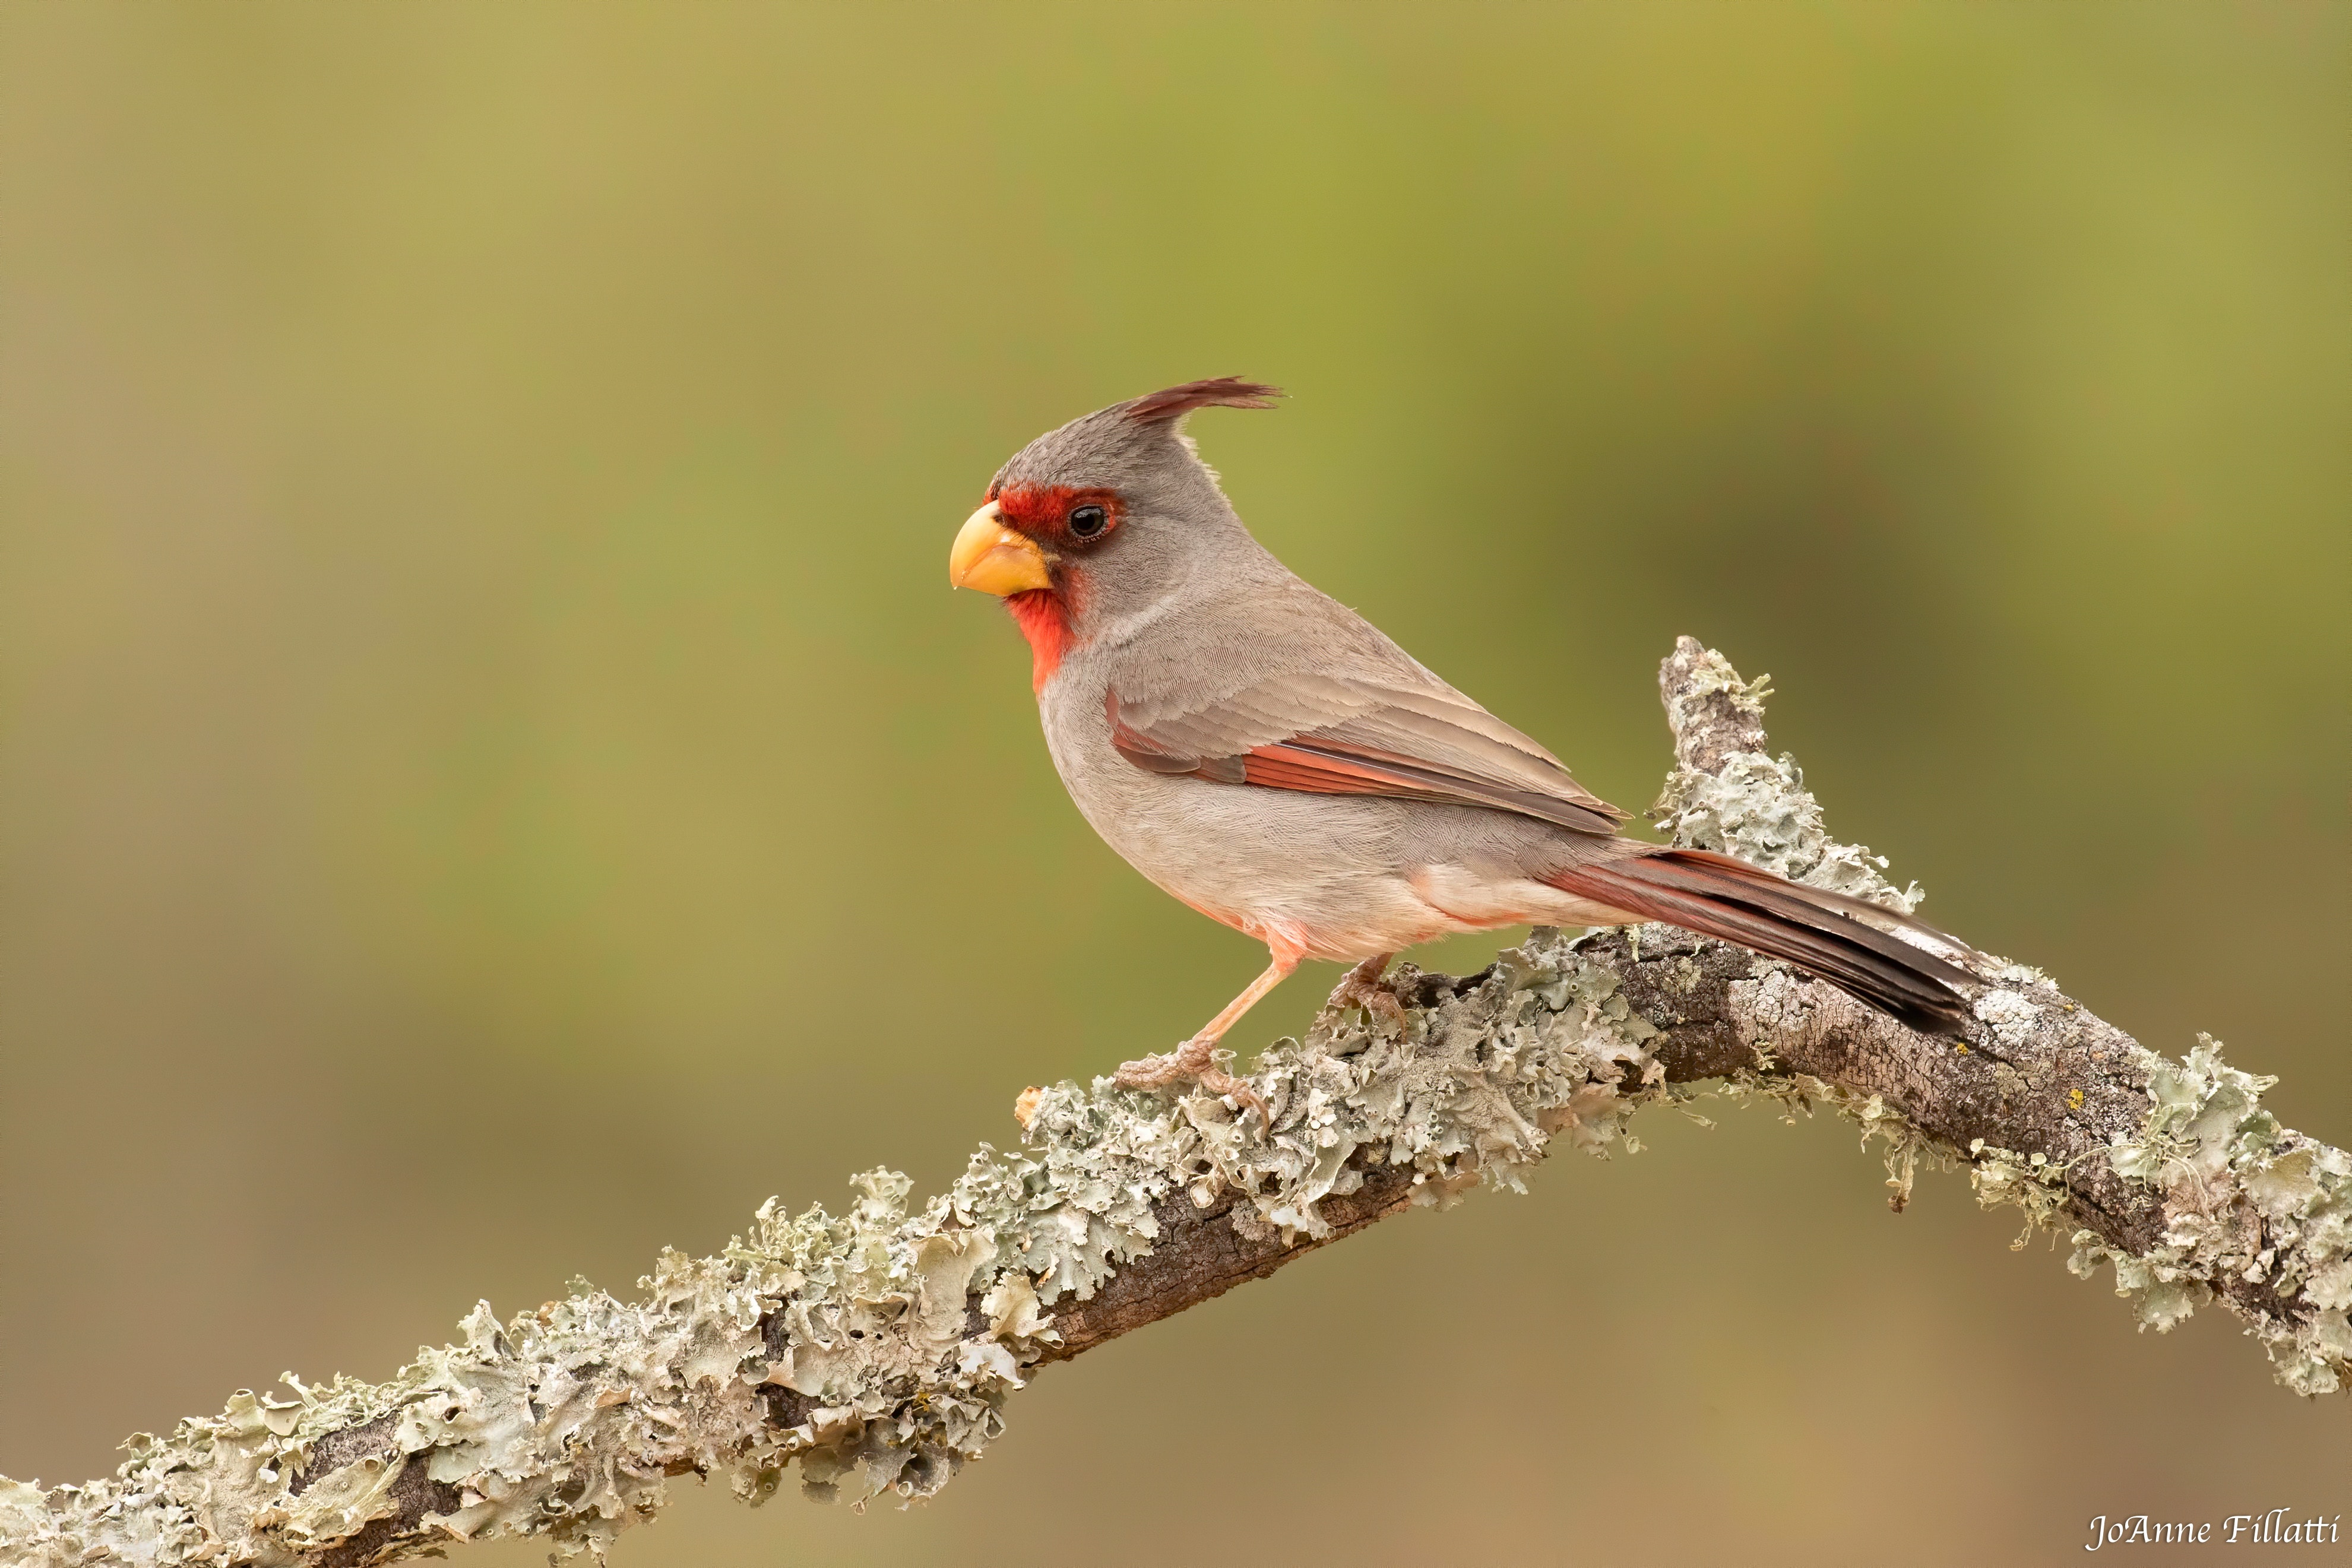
[947,378,1977,1117]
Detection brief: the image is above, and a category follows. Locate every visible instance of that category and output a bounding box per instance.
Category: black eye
[1068,504,1108,538]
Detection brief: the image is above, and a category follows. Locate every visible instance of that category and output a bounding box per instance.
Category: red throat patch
[1005,588,1073,691]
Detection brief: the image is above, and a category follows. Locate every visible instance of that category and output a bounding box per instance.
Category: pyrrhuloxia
[949,379,1975,1114]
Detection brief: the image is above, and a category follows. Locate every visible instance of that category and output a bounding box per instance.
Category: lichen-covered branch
[4,639,2342,1567]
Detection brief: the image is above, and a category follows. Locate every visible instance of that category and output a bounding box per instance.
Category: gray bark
[3,638,2341,1567]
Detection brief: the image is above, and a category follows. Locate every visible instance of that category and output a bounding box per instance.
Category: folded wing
[1106,672,1628,836]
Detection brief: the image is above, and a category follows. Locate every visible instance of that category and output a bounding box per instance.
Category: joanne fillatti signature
[2085,1510,2341,1550]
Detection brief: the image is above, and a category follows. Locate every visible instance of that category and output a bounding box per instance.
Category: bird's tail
[1544,847,1979,1034]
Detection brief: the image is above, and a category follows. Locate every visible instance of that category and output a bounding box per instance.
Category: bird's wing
[1106,671,1628,836]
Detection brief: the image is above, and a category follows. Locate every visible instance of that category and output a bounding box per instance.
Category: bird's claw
[1324,957,1407,1028]
[1195,1065,1271,1129]
[1113,1037,1271,1129]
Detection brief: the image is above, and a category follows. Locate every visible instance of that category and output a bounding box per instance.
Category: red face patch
[989,484,1123,549]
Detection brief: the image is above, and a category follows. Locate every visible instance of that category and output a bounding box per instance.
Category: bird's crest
[1123,378,1284,424]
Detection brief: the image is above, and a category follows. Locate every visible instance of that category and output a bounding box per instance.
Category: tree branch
[4,639,2342,1567]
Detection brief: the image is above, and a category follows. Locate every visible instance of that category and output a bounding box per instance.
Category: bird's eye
[1068,504,1109,538]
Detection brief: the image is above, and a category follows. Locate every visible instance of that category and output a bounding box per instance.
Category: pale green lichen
[2065,1034,2351,1395]
[1964,1139,2079,1250]
[1820,1081,1944,1214]
[0,936,1664,1566]
[1651,647,1923,915]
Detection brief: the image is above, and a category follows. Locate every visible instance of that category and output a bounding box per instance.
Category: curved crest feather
[1123,378,1284,424]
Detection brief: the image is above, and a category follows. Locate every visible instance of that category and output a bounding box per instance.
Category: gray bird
[949,378,1975,1113]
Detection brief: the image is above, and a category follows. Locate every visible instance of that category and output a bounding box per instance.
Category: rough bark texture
[2,638,2341,1568]
[1038,1158,1422,1363]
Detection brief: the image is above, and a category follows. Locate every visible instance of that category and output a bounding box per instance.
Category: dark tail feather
[1546,848,1977,1034]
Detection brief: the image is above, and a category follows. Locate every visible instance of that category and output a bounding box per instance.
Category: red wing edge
[1107,690,1623,835]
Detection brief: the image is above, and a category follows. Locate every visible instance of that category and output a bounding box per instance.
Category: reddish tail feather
[1546,848,1976,1034]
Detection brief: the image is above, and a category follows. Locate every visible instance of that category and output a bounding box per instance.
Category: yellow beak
[948,502,1053,595]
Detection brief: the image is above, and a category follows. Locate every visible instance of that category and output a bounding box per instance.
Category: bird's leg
[1113,946,1299,1124]
[1323,951,1404,1027]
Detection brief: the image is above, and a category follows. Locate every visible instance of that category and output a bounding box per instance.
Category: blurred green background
[2,4,2344,1564]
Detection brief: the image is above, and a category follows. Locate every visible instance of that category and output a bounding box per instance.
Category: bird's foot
[1324,954,1407,1028]
[1112,1036,1270,1126]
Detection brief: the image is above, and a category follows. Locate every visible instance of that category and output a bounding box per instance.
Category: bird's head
[948,378,1281,689]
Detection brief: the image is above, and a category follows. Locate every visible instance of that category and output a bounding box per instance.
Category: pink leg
[1112,943,1302,1123]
